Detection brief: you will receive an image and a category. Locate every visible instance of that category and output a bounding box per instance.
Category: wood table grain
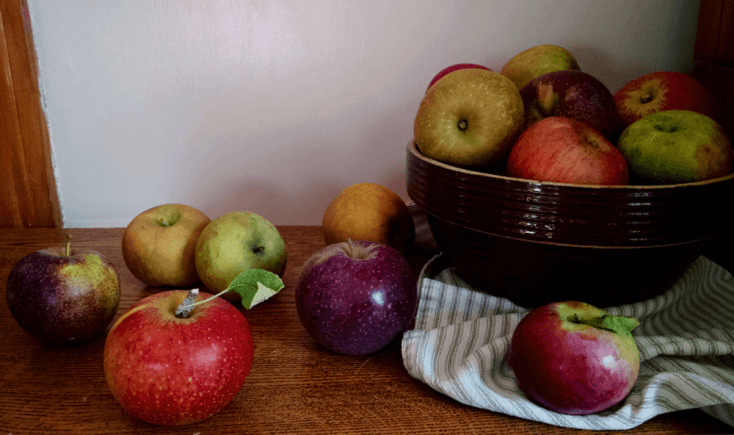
[0,227,731,434]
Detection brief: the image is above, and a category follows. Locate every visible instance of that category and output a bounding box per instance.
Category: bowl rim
[407,141,734,189]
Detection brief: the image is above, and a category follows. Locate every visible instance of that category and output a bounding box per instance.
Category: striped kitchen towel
[401,252,734,430]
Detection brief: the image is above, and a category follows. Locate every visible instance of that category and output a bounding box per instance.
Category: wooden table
[1,227,731,434]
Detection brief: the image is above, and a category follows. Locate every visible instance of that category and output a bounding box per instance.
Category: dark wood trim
[0,0,61,228]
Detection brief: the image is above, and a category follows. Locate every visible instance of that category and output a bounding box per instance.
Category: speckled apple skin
[103,290,254,426]
[507,301,640,415]
[520,70,621,141]
[6,248,121,344]
[295,240,417,356]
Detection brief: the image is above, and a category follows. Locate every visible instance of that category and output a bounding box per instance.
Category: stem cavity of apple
[457,119,468,131]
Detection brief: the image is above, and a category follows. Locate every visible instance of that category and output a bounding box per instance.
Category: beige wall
[27,0,701,227]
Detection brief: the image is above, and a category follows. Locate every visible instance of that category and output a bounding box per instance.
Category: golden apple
[322,183,415,253]
[500,44,580,90]
[122,203,211,287]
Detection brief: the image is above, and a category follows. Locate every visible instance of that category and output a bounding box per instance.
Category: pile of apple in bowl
[406,45,734,309]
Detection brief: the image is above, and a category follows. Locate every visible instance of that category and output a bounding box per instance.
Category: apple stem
[65,234,72,256]
[174,287,231,318]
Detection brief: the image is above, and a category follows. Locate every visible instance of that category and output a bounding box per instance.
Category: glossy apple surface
[506,117,629,185]
[520,70,621,141]
[122,203,211,287]
[500,44,580,90]
[614,71,713,129]
[6,246,121,344]
[295,240,417,355]
[508,301,640,415]
[414,68,524,168]
[195,211,287,301]
[426,63,491,91]
[617,110,733,184]
[103,290,254,426]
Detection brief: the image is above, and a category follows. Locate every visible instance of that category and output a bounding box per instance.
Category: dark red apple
[426,63,491,91]
[520,70,621,141]
[6,245,121,344]
[507,301,640,415]
[614,71,714,129]
[506,116,629,185]
[103,290,254,425]
[295,239,417,355]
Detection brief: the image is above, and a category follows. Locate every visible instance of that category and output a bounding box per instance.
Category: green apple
[195,211,287,301]
[500,44,580,90]
[413,68,524,168]
[617,110,733,184]
[122,204,211,287]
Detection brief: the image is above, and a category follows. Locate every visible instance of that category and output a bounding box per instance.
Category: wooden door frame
[1,0,61,228]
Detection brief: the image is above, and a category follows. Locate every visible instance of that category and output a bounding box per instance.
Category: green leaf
[228,269,285,310]
[600,315,640,338]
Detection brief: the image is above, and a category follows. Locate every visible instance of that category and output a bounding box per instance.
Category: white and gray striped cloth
[401,253,734,430]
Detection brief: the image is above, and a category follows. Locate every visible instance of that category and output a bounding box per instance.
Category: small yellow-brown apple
[322,183,415,253]
[122,203,211,287]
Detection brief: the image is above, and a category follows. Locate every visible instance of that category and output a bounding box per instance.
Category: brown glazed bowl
[406,141,734,308]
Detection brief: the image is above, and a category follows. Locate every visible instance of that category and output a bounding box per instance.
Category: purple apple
[6,245,121,344]
[520,70,621,141]
[507,301,640,415]
[295,239,417,355]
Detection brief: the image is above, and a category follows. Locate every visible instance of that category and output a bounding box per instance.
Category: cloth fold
[401,252,734,430]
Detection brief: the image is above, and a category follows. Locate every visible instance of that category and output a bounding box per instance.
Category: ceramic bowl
[406,141,734,308]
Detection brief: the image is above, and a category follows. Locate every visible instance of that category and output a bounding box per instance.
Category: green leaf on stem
[229,269,285,310]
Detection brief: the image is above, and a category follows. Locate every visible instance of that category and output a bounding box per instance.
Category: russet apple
[500,44,580,90]
[6,245,121,344]
[195,211,287,301]
[103,290,254,425]
[617,110,733,184]
[414,68,524,168]
[506,117,629,185]
[295,240,417,356]
[520,70,621,141]
[322,182,415,254]
[614,71,714,129]
[508,301,640,415]
[122,203,211,287]
[426,63,491,91]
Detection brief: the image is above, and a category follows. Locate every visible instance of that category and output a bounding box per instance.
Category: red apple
[614,71,714,129]
[508,301,640,415]
[295,239,417,355]
[506,117,629,185]
[103,290,254,425]
[6,245,120,344]
[426,63,491,91]
[520,70,621,141]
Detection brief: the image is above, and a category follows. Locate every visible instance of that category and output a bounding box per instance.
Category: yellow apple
[413,68,524,168]
[500,44,580,90]
[322,183,415,253]
[122,204,211,287]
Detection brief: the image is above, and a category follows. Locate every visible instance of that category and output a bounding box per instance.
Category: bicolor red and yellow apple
[613,71,713,129]
[506,117,629,185]
[508,301,640,415]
